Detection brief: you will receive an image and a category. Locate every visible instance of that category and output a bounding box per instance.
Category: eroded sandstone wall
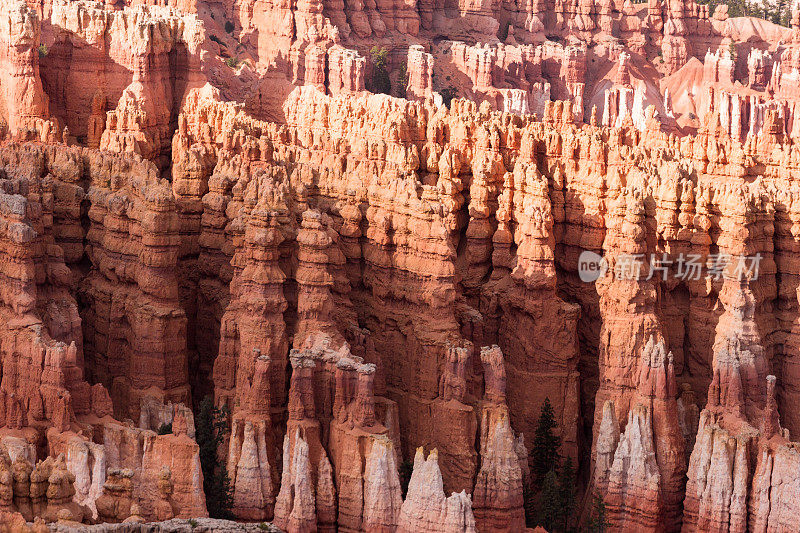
[6,0,800,530]
[0,142,205,524]
[167,82,800,530]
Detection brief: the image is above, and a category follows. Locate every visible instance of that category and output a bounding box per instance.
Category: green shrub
[38,44,48,58]
[225,57,240,69]
[157,422,172,435]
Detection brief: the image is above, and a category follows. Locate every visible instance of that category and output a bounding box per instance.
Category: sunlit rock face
[4,0,800,530]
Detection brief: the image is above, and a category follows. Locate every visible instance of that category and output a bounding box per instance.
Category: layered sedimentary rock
[283,333,401,532]
[0,0,51,135]
[42,1,207,166]
[0,84,795,531]
[162,82,780,527]
[397,448,476,533]
[0,142,204,523]
[472,346,526,532]
[680,265,791,532]
[167,83,547,530]
[8,0,800,530]
[81,155,189,422]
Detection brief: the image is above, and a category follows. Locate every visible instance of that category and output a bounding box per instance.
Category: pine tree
[399,460,413,498]
[589,493,611,533]
[557,457,576,532]
[535,469,562,531]
[196,396,218,483]
[369,47,391,94]
[207,462,235,520]
[523,481,537,528]
[196,396,233,518]
[530,397,561,487]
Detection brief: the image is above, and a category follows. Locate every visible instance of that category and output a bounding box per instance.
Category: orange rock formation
[4,0,800,531]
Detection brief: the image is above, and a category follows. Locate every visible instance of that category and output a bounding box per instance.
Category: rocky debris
[48,518,278,532]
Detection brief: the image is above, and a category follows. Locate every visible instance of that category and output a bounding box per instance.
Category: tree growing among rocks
[527,398,578,532]
[588,493,611,533]
[531,397,560,485]
[196,396,233,519]
[369,46,391,94]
